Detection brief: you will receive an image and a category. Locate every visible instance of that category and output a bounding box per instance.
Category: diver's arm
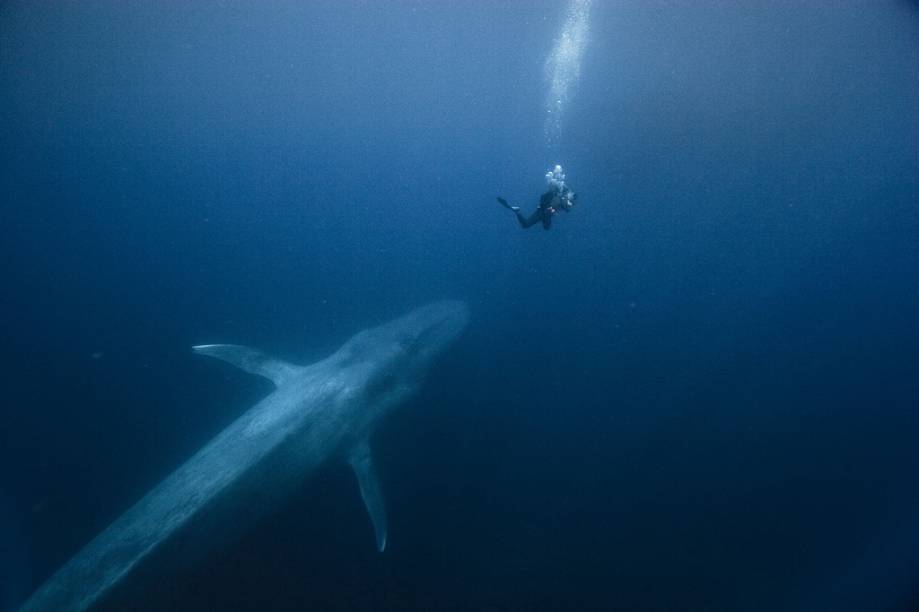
[559,189,576,211]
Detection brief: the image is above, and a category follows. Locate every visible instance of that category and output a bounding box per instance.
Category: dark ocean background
[2,2,918,611]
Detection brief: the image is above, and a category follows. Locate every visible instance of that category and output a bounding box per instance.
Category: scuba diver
[498,165,577,230]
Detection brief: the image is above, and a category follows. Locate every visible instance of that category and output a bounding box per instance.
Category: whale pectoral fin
[349,440,388,552]
[192,344,301,387]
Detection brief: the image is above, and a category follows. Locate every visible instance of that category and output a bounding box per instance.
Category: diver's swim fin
[497,197,520,212]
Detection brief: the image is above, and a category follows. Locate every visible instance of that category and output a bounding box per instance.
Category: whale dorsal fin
[193,344,301,387]
[349,439,388,552]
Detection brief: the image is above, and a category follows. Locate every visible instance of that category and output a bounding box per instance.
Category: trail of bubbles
[544,0,591,151]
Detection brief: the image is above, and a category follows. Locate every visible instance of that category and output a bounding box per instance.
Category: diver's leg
[518,210,541,229]
[542,214,552,230]
[498,197,540,229]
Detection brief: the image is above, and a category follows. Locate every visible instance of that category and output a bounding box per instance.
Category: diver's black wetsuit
[499,189,573,231]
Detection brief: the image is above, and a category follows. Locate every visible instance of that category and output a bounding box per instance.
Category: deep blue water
[2,2,918,611]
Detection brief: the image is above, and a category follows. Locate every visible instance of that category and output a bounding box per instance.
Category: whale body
[20,301,470,612]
